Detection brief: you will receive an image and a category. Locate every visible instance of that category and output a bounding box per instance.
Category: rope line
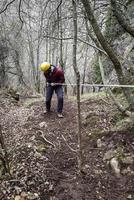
[47,83,134,88]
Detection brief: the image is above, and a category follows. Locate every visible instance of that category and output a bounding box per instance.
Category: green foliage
[111,113,134,131]
[112,112,125,124]
[69,91,107,102]
[112,87,123,95]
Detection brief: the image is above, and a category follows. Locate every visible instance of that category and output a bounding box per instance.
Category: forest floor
[0,90,134,200]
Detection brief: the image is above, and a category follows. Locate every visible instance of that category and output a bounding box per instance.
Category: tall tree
[0,39,8,87]
[72,0,83,172]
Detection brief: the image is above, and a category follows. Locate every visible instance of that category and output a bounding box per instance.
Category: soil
[0,92,134,200]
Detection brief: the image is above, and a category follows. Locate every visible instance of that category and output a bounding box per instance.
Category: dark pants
[45,85,64,113]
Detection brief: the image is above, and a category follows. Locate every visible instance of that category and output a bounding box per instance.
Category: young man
[40,62,65,118]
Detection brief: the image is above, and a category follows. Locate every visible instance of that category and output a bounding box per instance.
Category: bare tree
[72,0,83,173]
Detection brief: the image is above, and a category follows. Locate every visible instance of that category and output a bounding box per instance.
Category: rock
[122,167,134,175]
[27,143,33,148]
[103,150,115,161]
[14,196,22,200]
[97,139,103,148]
[94,169,103,174]
[39,122,48,128]
[14,186,22,195]
[84,164,90,169]
[50,197,58,200]
[110,157,120,177]
[49,184,53,191]
[44,181,49,185]
[36,144,47,153]
[127,194,132,199]
[27,192,39,200]
[21,192,27,198]
[107,141,114,148]
[30,135,35,141]
[121,156,133,165]
[34,151,42,158]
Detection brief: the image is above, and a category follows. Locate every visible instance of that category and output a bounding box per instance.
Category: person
[40,62,65,118]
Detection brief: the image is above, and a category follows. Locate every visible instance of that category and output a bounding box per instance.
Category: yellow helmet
[39,62,51,72]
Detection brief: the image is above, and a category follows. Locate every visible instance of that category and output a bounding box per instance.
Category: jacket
[44,65,65,84]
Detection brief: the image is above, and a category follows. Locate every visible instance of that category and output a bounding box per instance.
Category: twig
[18,0,23,24]
[37,130,55,148]
[0,0,16,14]
[61,135,77,152]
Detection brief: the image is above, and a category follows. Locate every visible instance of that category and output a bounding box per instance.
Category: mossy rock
[112,116,134,132]
[112,87,123,95]
[36,144,47,153]
[89,129,104,139]
[112,112,126,124]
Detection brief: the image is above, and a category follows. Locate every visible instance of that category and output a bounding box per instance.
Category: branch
[0,0,16,14]
[6,71,22,76]
[43,35,107,55]
[57,0,63,10]
[78,38,107,55]
[126,0,134,6]
[61,135,77,152]
[36,130,55,148]
[18,0,23,25]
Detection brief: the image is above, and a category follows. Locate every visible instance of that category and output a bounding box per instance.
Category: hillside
[0,91,134,200]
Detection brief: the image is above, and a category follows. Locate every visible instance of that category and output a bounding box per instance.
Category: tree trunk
[81,45,88,95]
[0,62,6,88]
[14,50,25,86]
[36,39,41,93]
[57,5,64,67]
[72,0,83,173]
[63,43,68,95]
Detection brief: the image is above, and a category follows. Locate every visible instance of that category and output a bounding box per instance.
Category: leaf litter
[0,92,134,200]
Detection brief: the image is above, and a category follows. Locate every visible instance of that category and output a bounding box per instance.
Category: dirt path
[0,94,134,200]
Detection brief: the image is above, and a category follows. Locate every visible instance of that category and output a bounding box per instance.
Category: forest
[0,0,134,199]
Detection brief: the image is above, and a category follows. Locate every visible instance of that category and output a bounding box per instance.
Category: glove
[46,83,55,86]
[47,83,59,86]
[51,83,55,86]
[51,83,60,86]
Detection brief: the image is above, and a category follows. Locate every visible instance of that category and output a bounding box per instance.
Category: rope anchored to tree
[46,83,134,88]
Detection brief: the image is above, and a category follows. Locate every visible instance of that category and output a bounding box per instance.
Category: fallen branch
[36,130,55,148]
[61,135,77,152]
